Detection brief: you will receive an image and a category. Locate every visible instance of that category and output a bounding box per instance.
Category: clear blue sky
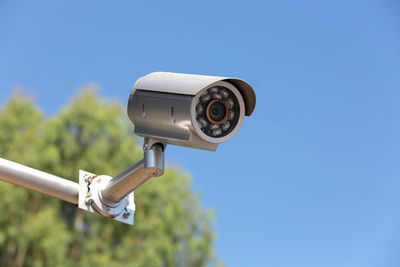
[1,1,400,266]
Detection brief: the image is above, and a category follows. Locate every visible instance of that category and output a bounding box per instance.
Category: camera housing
[127,72,256,151]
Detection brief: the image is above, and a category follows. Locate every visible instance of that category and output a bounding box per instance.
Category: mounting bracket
[78,138,165,225]
[78,170,135,225]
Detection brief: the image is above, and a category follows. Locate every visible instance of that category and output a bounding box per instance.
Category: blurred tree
[0,88,220,267]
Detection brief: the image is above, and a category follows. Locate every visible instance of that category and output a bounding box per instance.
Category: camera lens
[206,100,228,124]
[195,86,240,138]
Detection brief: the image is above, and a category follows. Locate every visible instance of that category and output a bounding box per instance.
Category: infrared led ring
[195,86,241,138]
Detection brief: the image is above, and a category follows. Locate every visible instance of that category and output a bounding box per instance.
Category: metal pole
[0,158,79,204]
[100,143,164,204]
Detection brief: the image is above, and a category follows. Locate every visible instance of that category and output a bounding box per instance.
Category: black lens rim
[206,99,229,125]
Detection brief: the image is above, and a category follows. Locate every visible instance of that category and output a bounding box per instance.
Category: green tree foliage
[0,88,219,267]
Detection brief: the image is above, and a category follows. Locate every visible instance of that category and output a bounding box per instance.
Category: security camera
[0,72,257,225]
[0,71,256,226]
[79,72,256,224]
[127,72,256,151]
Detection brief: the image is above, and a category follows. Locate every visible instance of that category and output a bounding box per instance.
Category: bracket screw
[85,198,93,205]
[123,212,130,218]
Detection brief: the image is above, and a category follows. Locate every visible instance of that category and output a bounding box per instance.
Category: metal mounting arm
[78,139,166,225]
[0,139,166,225]
[100,142,164,204]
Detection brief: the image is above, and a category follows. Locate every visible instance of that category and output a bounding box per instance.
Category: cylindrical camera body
[127,72,255,151]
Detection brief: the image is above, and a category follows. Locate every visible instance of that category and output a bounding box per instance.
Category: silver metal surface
[78,170,135,225]
[100,159,146,204]
[130,90,193,142]
[144,143,164,176]
[132,72,256,115]
[100,143,165,204]
[130,90,219,151]
[0,158,79,204]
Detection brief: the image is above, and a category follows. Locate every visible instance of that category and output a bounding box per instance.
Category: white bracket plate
[78,170,136,225]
